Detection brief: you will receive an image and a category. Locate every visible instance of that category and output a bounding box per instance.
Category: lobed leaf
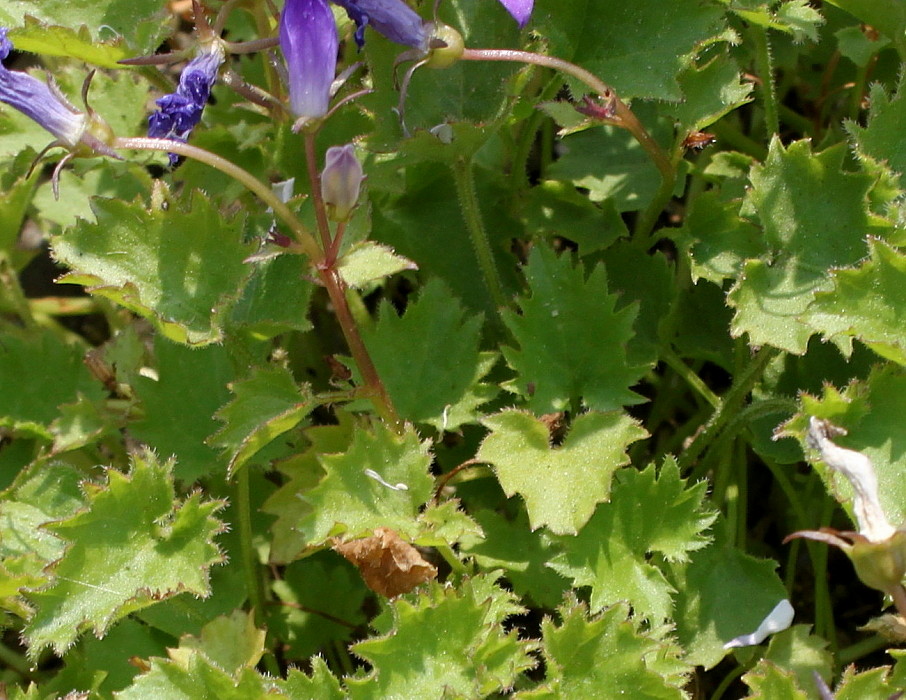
[477,410,647,535]
[22,452,226,657]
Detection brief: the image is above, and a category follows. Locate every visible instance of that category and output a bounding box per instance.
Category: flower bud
[321,144,364,221]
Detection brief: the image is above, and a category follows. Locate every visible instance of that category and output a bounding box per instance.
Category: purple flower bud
[321,144,363,221]
[148,43,225,166]
[497,0,533,27]
[332,0,427,50]
[0,28,86,147]
[280,0,339,122]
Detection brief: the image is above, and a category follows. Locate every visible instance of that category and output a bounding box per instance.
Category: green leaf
[44,618,169,697]
[369,169,517,318]
[822,0,906,51]
[23,451,225,657]
[521,180,628,255]
[0,1,168,53]
[810,239,906,365]
[230,253,315,339]
[727,139,882,354]
[670,532,789,668]
[362,279,496,429]
[336,241,418,289]
[118,648,273,700]
[297,422,434,545]
[276,658,346,700]
[848,76,906,189]
[477,410,647,535]
[0,329,105,438]
[763,626,833,697]
[262,418,355,564]
[463,509,570,608]
[780,365,906,528]
[502,245,649,412]
[835,25,891,67]
[775,0,826,42]
[0,463,86,616]
[667,53,753,131]
[174,610,265,677]
[832,664,901,699]
[535,0,726,100]
[517,600,686,699]
[547,119,666,213]
[269,554,368,660]
[742,660,809,699]
[132,338,234,483]
[348,574,536,699]
[674,189,763,285]
[209,366,315,477]
[548,459,714,620]
[52,194,256,346]
[9,22,127,68]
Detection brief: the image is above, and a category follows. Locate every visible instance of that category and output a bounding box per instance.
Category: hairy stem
[752,26,779,136]
[114,137,321,260]
[451,156,507,313]
[681,346,778,474]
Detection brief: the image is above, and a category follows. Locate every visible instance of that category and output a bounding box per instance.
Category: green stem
[436,544,468,576]
[451,156,508,312]
[681,346,778,475]
[752,26,779,136]
[114,137,321,261]
[709,663,747,700]
[234,467,264,621]
[661,348,720,409]
[320,268,401,430]
[461,48,674,212]
[509,76,563,189]
[813,492,837,645]
[0,641,36,681]
[836,634,887,666]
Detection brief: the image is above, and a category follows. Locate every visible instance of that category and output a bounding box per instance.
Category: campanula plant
[2,0,906,698]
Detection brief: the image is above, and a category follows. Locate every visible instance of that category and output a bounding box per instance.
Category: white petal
[723,599,794,649]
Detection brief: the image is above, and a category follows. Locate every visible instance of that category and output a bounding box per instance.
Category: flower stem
[752,26,779,136]
[451,156,507,313]
[303,131,335,254]
[234,466,264,621]
[319,266,401,430]
[681,346,778,474]
[116,136,400,428]
[114,137,321,260]
[461,48,674,193]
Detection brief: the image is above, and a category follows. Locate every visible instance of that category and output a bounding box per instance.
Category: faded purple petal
[332,0,427,49]
[321,144,363,220]
[0,28,85,146]
[280,0,338,120]
[148,45,224,166]
[497,0,533,27]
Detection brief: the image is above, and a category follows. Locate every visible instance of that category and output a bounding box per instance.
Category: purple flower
[497,0,533,28]
[148,43,225,165]
[332,0,428,49]
[280,0,339,122]
[0,28,86,147]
